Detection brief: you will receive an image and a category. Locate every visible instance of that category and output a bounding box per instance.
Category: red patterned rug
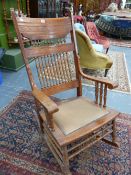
[0,91,131,175]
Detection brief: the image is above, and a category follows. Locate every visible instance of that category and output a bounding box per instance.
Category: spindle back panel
[12,12,80,95]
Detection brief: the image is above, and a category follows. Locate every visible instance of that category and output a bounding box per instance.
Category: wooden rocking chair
[12,11,119,175]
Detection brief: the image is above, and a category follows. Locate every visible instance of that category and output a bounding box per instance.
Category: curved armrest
[32,87,59,114]
[76,54,118,89]
[80,70,118,89]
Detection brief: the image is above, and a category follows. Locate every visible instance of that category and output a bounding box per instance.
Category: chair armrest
[79,68,118,107]
[76,54,118,89]
[32,87,59,114]
[80,69,118,89]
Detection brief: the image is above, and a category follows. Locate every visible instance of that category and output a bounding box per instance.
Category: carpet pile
[0,91,131,175]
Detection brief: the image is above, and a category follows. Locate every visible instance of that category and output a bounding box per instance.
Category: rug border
[0,90,33,115]
[123,53,131,92]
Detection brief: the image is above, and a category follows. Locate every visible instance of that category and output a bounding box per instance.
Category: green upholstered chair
[75,30,113,76]
[74,23,104,53]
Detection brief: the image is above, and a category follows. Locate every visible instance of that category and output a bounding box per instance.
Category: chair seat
[54,97,109,135]
[92,43,104,52]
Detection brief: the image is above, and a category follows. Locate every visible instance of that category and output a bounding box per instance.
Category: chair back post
[69,5,82,96]
[11,11,36,89]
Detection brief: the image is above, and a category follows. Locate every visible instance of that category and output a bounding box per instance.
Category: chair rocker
[12,11,119,175]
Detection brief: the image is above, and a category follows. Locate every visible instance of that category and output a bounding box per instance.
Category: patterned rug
[109,38,131,48]
[0,91,131,175]
[82,51,131,93]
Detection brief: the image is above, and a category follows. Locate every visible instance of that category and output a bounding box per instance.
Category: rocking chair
[12,11,119,175]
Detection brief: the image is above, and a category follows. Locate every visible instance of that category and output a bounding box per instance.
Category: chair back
[73,15,84,24]
[86,22,100,43]
[75,29,112,70]
[86,21,110,53]
[75,29,97,68]
[11,11,82,96]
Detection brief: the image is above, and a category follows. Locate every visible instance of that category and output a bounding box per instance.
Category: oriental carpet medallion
[0,91,131,175]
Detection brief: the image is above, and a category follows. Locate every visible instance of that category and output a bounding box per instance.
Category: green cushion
[75,30,113,70]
